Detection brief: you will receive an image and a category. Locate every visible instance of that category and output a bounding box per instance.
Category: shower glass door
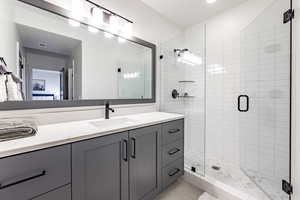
[159,31,206,176]
[239,0,292,199]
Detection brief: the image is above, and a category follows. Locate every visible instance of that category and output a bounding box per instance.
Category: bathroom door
[239,0,293,199]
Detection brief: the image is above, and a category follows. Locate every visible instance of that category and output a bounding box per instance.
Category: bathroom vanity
[0,112,184,200]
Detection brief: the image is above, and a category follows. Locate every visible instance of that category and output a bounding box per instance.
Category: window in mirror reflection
[0,0,153,102]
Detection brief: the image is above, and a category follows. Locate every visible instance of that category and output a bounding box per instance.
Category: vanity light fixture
[67,0,134,40]
[88,7,103,33]
[206,0,217,4]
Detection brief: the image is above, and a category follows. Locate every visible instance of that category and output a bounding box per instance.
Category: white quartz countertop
[0,112,184,158]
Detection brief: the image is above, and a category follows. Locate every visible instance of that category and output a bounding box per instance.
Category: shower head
[174,48,189,55]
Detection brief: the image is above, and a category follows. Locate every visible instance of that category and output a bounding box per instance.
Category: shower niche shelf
[178,81,195,83]
[172,89,195,99]
[178,95,195,98]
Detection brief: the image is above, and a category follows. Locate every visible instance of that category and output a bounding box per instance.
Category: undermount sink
[90,118,136,129]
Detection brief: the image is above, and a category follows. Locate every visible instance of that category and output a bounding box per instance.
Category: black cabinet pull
[168,148,180,155]
[168,168,180,177]
[131,138,136,159]
[168,129,180,134]
[122,140,128,162]
[0,170,46,190]
[238,95,249,112]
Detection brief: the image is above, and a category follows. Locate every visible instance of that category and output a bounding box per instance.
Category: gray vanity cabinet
[0,119,183,200]
[32,185,71,200]
[0,145,71,200]
[129,125,161,200]
[72,132,129,200]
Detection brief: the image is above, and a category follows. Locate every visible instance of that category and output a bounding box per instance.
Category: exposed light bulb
[121,22,132,39]
[207,0,216,4]
[68,19,80,27]
[110,15,120,34]
[88,26,99,33]
[90,7,103,28]
[104,32,114,39]
[118,37,126,43]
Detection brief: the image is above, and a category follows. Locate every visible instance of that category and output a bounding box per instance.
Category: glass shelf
[178,80,195,83]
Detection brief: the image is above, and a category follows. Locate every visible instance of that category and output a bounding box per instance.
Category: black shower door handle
[238,95,249,112]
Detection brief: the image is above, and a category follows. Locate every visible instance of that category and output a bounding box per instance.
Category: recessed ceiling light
[207,0,216,4]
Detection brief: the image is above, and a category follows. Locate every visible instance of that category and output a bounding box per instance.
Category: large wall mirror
[0,0,156,110]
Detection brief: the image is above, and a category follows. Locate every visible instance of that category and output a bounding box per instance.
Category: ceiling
[140,0,248,28]
[17,24,81,56]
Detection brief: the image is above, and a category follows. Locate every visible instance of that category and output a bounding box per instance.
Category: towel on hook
[6,74,22,101]
[0,74,7,102]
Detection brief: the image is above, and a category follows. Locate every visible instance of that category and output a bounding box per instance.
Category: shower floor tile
[185,158,288,200]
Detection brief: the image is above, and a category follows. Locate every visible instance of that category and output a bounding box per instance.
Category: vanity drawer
[162,139,184,167]
[162,119,184,145]
[32,185,71,200]
[162,158,184,189]
[0,145,71,200]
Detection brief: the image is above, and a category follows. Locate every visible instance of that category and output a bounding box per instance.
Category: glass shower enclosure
[239,0,292,199]
[160,0,292,199]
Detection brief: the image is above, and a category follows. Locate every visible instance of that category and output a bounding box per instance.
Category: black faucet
[105,102,115,119]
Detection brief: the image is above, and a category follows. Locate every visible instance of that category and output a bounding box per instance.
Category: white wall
[0,0,19,75]
[32,69,61,100]
[25,49,70,99]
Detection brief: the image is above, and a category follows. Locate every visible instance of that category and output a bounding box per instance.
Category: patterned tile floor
[155,179,203,200]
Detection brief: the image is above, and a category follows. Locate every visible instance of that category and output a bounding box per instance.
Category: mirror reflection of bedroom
[17,24,82,101]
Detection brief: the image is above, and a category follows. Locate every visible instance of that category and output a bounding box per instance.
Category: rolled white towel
[6,74,22,101]
[0,75,7,102]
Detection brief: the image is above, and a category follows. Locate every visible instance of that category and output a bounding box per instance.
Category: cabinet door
[129,125,161,200]
[72,132,129,200]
